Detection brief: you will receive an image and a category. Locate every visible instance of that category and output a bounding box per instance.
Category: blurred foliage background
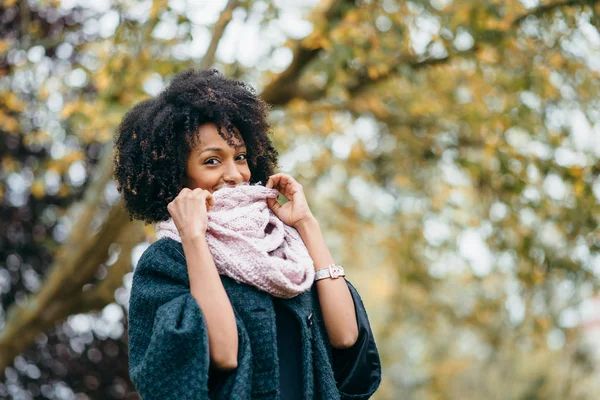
[1,0,600,399]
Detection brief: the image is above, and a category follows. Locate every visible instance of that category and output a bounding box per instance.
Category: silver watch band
[314,264,345,281]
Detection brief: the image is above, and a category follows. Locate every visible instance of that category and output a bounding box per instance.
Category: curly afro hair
[113,68,279,224]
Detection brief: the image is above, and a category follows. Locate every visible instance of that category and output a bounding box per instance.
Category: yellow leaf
[58,183,70,197]
[150,0,168,19]
[320,37,332,51]
[31,180,45,199]
[433,359,470,379]
[345,10,360,24]
[95,71,111,92]
[574,181,584,197]
[2,116,19,133]
[2,156,16,172]
[140,49,151,62]
[367,66,379,80]
[394,174,412,188]
[60,102,80,119]
[301,32,325,50]
[3,92,24,112]
[549,53,564,69]
[477,46,499,65]
[349,143,367,162]
[0,40,9,55]
[569,166,583,178]
[38,84,49,100]
[63,151,85,163]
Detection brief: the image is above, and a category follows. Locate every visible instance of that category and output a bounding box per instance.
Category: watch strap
[315,264,345,281]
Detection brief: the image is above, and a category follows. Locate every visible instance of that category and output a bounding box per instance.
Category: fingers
[170,187,191,204]
[267,173,303,197]
[266,196,281,213]
[267,173,293,189]
[189,188,213,210]
[190,188,212,199]
[267,173,289,189]
[206,192,215,210]
[166,188,214,236]
[169,187,214,208]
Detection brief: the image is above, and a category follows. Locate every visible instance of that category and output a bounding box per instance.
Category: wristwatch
[314,264,345,281]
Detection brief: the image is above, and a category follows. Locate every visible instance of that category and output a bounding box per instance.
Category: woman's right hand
[167,188,214,241]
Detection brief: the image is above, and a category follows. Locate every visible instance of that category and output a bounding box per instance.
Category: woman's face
[185,122,251,193]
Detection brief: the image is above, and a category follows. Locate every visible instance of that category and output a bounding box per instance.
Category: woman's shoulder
[135,238,186,278]
[134,238,249,293]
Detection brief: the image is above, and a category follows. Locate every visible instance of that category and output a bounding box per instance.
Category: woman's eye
[204,154,245,165]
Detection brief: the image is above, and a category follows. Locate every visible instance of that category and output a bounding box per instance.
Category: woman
[114,68,381,399]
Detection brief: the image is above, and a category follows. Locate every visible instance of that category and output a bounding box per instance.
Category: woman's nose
[223,162,243,184]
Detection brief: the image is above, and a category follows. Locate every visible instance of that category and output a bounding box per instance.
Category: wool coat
[128,238,382,399]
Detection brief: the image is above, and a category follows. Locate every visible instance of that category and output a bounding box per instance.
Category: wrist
[181,232,207,248]
[295,215,318,235]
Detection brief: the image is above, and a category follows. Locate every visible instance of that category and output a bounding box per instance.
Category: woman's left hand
[266,173,315,228]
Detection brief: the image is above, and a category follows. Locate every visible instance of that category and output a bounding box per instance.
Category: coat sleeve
[330,279,382,399]
[127,242,252,400]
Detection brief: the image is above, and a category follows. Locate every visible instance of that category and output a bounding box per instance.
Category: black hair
[113,68,278,223]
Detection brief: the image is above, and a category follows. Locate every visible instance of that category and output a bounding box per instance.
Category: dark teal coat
[128,238,381,399]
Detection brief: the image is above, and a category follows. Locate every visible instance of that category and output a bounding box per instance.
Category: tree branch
[346,45,482,97]
[0,146,144,371]
[260,0,356,106]
[348,0,594,94]
[0,200,144,370]
[199,0,241,70]
[264,0,597,106]
[0,218,143,370]
[511,0,597,27]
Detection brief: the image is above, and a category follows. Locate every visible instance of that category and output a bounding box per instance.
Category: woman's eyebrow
[199,146,224,155]
[198,145,246,155]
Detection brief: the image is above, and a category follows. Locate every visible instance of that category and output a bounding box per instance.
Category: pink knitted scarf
[155,182,315,298]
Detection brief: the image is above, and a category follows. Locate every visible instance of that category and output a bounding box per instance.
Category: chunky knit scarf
[155,182,315,298]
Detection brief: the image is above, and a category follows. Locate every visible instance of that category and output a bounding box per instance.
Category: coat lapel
[223,278,280,398]
[223,278,328,400]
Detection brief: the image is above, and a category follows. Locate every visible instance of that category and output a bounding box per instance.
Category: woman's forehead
[195,122,245,147]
